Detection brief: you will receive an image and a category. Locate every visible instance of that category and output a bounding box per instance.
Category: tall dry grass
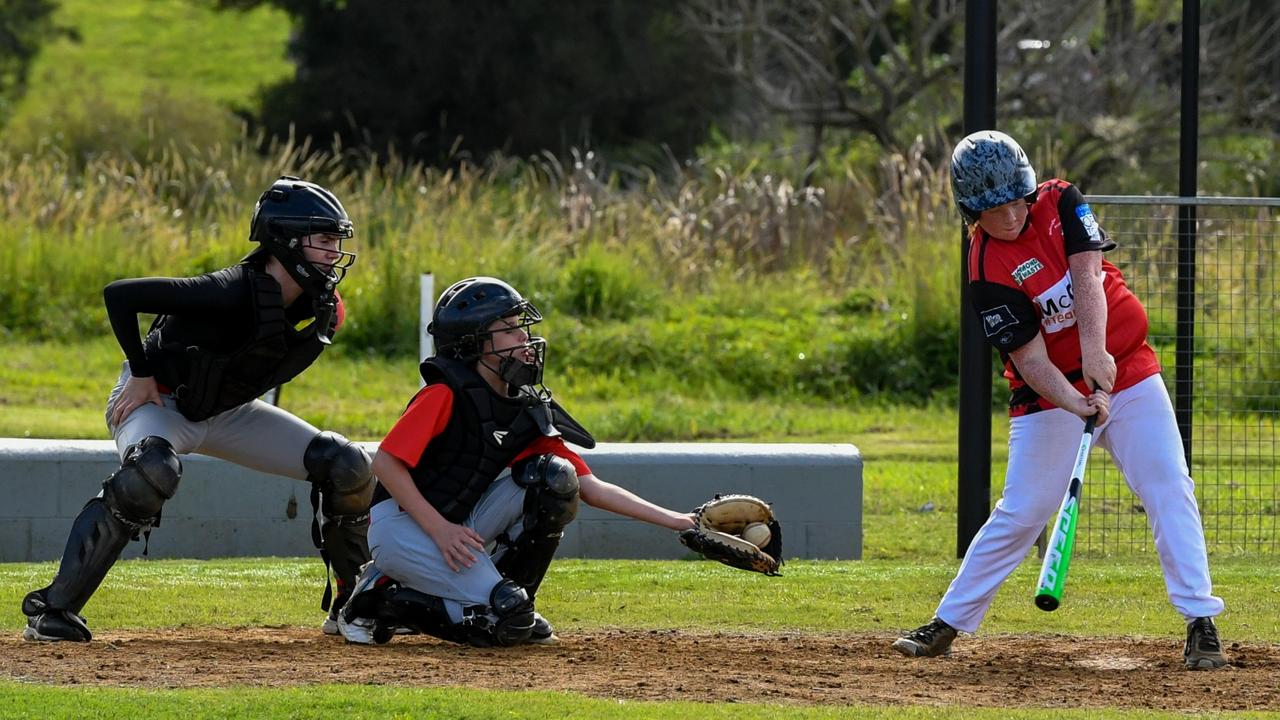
[1,129,959,355]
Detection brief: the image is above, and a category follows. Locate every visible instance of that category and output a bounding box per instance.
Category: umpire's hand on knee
[429,522,487,572]
[109,375,164,427]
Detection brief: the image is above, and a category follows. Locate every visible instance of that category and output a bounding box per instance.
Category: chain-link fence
[1079,196,1280,555]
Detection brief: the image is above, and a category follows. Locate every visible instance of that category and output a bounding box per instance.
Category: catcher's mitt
[679,494,783,575]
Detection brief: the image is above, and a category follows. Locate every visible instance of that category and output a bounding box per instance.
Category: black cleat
[23,610,92,642]
[528,612,558,645]
[892,617,957,658]
[1184,617,1227,670]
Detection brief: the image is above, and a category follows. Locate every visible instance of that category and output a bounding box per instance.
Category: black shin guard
[24,436,180,633]
[39,499,134,615]
[495,455,580,599]
[480,579,535,646]
[320,515,369,610]
[377,586,468,645]
[303,431,374,611]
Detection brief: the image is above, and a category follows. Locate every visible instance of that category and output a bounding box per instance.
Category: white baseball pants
[936,374,1224,632]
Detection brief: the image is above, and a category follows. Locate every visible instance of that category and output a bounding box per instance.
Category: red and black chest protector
[151,265,333,421]
[403,357,595,524]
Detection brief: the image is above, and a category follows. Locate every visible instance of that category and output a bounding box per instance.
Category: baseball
[741,522,772,547]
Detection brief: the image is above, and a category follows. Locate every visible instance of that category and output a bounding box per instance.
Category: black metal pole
[1175,0,1199,468]
[957,0,997,558]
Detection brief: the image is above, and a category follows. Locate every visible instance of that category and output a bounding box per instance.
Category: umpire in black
[22,177,374,642]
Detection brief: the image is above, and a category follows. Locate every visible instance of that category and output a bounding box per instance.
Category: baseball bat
[1034,411,1098,612]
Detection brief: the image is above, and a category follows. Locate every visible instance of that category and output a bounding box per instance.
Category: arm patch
[1058,183,1117,255]
[971,281,1041,352]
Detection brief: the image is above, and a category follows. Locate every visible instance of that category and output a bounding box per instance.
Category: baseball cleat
[321,615,341,636]
[892,617,957,658]
[338,614,381,645]
[1184,617,1227,670]
[23,610,92,642]
[528,612,558,645]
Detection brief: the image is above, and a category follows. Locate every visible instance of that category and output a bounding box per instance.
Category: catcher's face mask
[479,312,548,396]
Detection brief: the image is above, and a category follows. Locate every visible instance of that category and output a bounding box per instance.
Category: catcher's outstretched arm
[578,474,697,531]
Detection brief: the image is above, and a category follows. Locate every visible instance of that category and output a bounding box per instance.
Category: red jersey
[380,384,592,477]
[967,179,1161,416]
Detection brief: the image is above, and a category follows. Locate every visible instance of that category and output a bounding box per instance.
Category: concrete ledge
[0,439,862,563]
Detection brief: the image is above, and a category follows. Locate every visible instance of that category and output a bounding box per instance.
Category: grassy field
[5,558,1277,640]
[1,3,1277,717]
[4,685,1258,720]
[7,336,1278,559]
[1,558,1278,719]
[2,0,292,153]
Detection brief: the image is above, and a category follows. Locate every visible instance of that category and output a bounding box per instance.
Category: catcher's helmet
[430,276,544,361]
[950,130,1038,223]
[249,176,356,296]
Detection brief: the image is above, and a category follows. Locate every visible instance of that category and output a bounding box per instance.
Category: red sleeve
[379,384,454,468]
[511,437,592,477]
[333,291,346,330]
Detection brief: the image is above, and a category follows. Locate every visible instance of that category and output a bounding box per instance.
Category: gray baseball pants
[367,472,530,623]
[107,362,320,475]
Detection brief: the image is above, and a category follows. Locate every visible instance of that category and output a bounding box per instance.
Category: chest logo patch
[1034,273,1077,334]
[1011,257,1044,286]
[492,430,508,446]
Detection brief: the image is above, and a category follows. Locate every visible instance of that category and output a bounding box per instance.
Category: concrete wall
[0,439,861,563]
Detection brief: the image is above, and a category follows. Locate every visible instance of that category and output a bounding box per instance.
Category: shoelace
[909,620,948,643]
[1193,620,1221,650]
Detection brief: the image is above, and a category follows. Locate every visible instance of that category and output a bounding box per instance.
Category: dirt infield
[3,628,1277,711]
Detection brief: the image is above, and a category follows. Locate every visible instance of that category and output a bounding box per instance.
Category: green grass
[2,683,1270,720]
[1,557,1278,718]
[6,0,292,127]
[6,336,1279,559]
[3,558,1277,640]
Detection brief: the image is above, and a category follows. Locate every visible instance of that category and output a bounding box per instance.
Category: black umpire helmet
[248,176,356,297]
[429,277,543,362]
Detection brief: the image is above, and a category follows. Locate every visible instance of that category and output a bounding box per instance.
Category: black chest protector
[150,265,333,421]
[402,357,595,524]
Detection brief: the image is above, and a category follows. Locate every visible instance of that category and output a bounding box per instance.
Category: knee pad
[103,436,181,525]
[486,578,535,646]
[305,431,374,516]
[514,454,580,535]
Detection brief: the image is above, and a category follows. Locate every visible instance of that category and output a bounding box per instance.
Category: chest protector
[153,265,333,421]
[407,357,595,524]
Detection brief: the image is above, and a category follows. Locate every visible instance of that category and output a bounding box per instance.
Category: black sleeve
[103,272,243,377]
[1058,183,1117,255]
[970,281,1041,353]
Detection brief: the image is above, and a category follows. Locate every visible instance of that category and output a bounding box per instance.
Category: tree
[684,0,966,163]
[220,0,729,164]
[996,0,1280,192]
[686,0,1279,193]
[0,0,71,123]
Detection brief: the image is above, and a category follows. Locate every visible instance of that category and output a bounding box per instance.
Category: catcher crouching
[336,277,782,648]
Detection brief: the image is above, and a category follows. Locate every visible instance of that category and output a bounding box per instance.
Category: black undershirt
[103,261,317,381]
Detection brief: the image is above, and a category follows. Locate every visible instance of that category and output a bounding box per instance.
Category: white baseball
[741,522,772,547]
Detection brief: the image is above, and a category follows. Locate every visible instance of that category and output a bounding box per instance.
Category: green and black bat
[1034,412,1098,611]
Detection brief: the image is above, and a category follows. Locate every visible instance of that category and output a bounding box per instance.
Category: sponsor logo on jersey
[1011,257,1044,286]
[981,304,1019,338]
[1035,273,1076,333]
[492,430,508,445]
[1076,204,1102,243]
